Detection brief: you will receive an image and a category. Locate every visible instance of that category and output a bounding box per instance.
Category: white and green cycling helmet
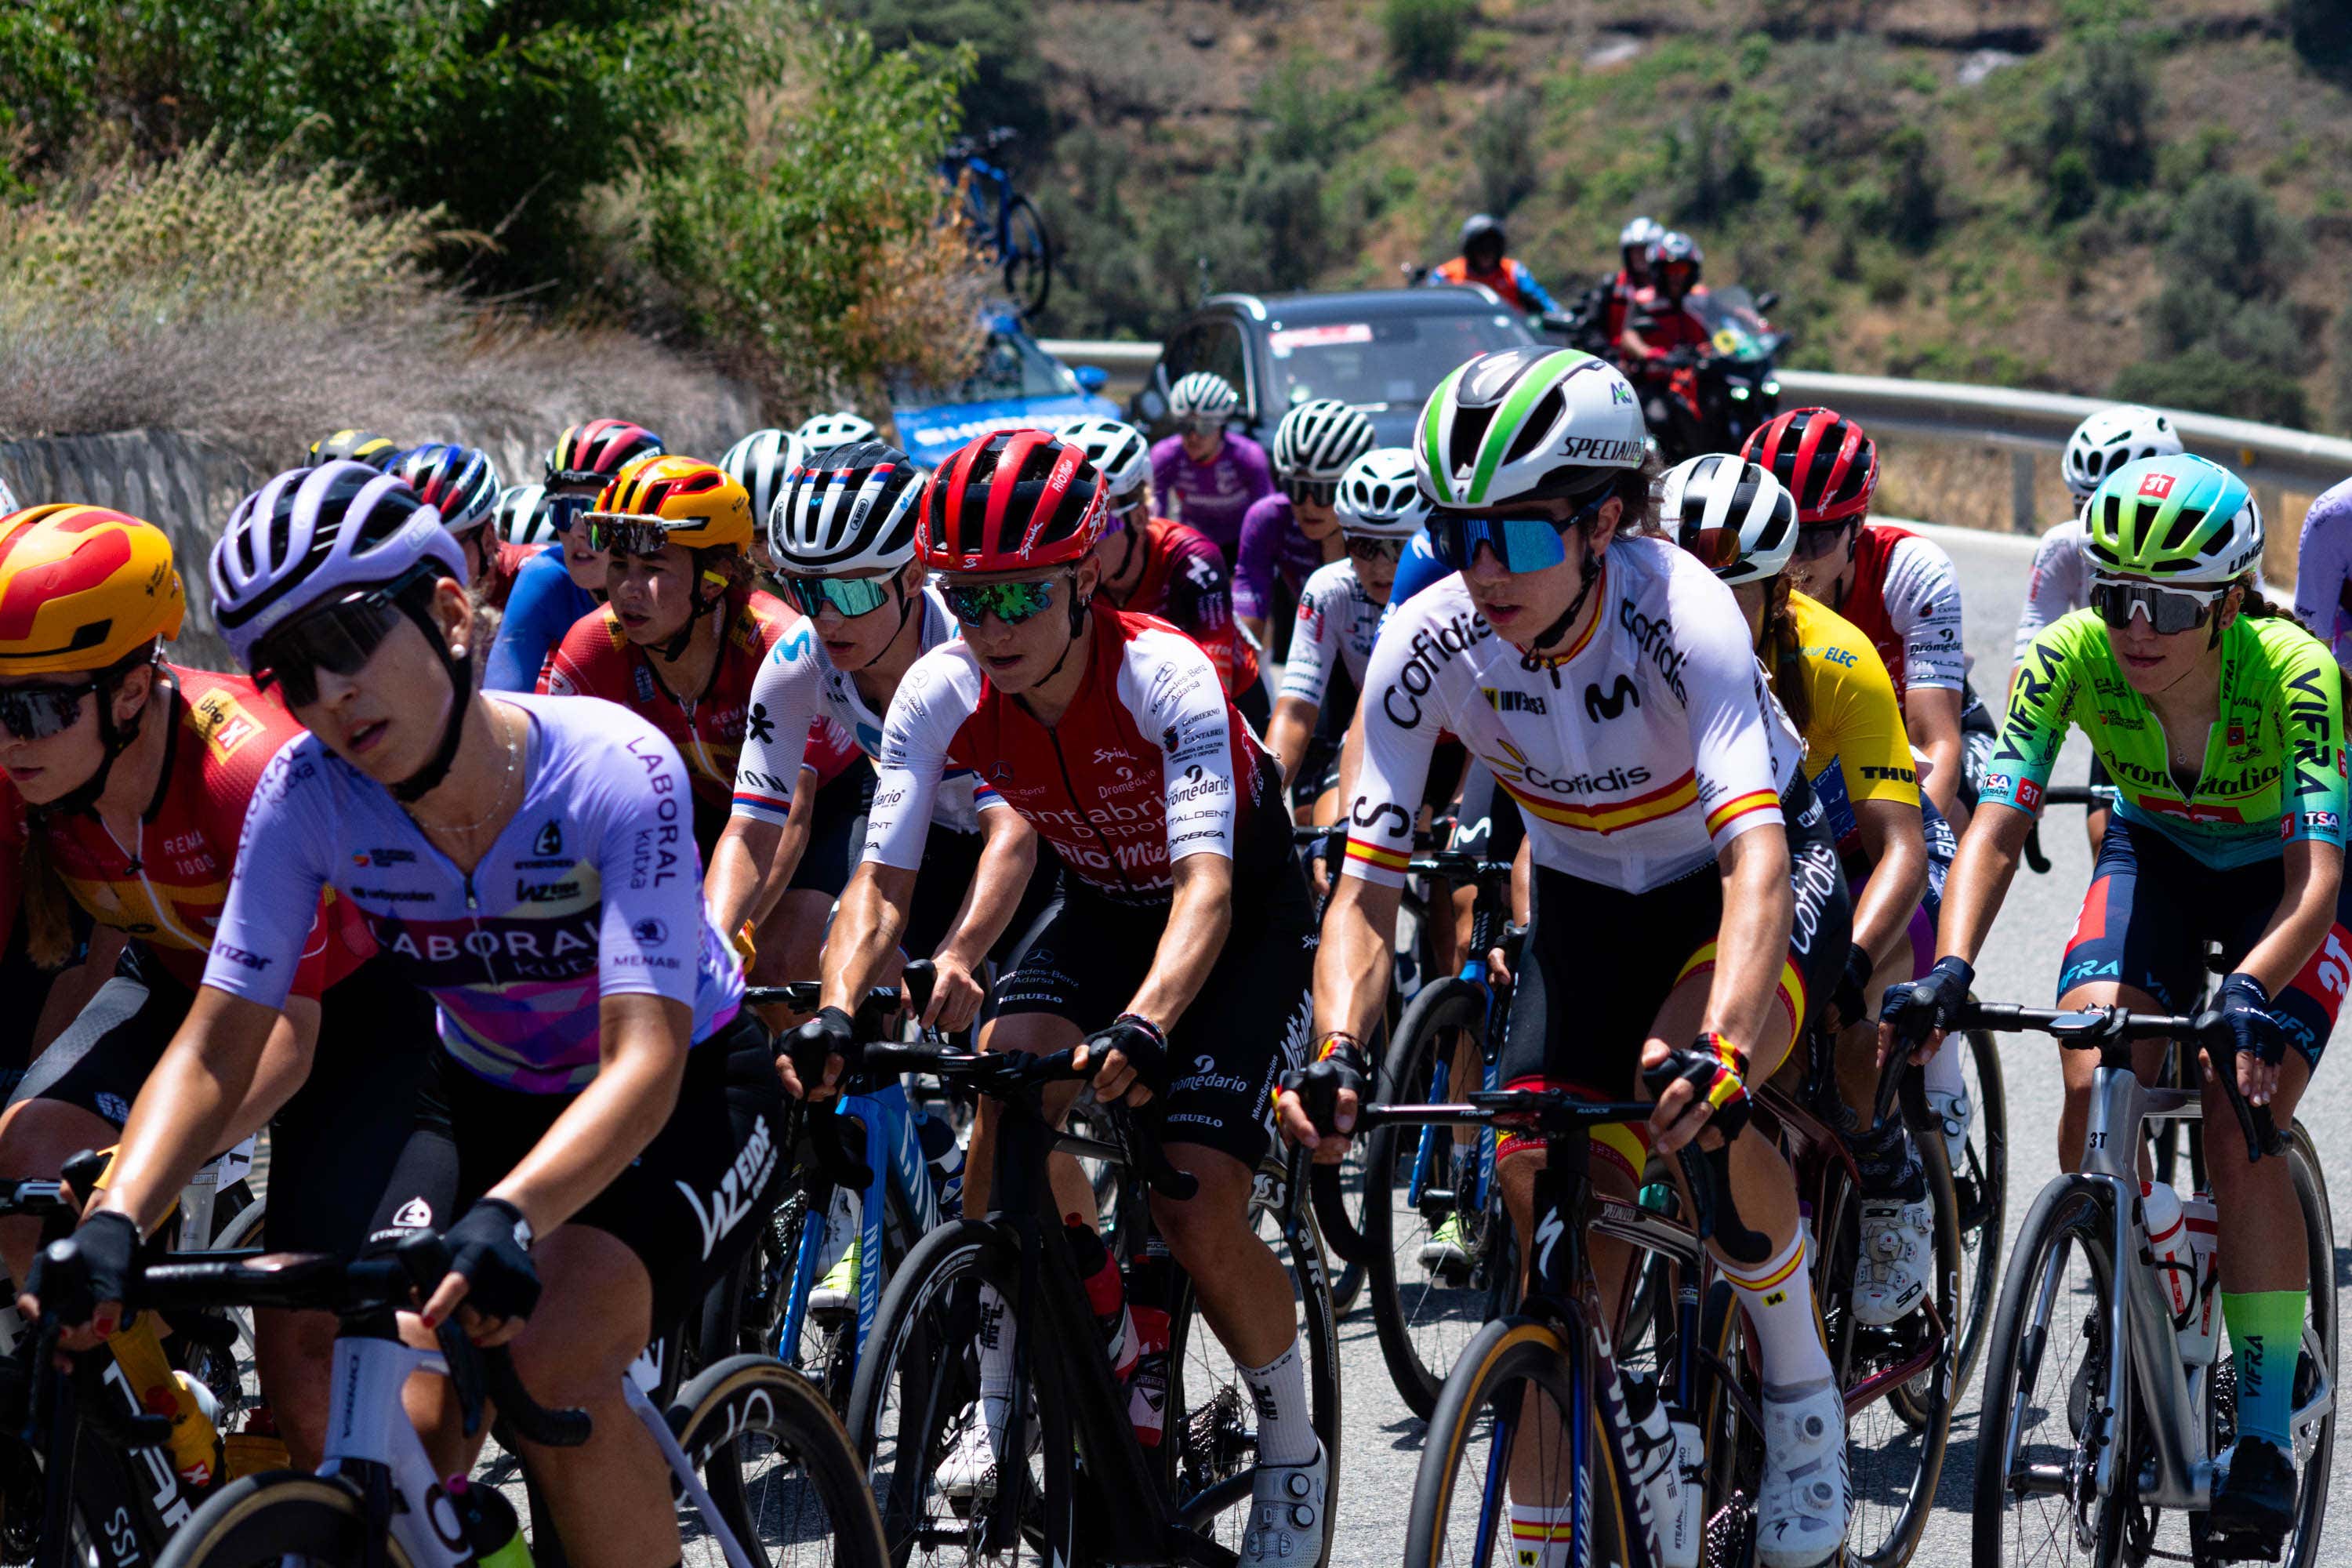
[2083,453,2263,588]
[1057,416,1152,500]
[1334,449,1431,538]
[2062,404,2183,505]
[1415,347,1646,510]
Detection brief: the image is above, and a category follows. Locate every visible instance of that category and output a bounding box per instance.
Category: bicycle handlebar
[1959,1001,2285,1163]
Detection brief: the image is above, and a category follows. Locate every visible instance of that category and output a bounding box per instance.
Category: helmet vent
[1508,391,1563,466]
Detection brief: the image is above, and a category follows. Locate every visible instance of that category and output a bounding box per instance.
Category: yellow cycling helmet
[0,505,186,673]
[588,454,753,554]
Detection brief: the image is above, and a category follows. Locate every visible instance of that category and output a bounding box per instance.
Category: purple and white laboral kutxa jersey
[204,693,743,1093]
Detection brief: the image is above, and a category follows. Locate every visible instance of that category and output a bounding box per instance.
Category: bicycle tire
[1697,1277,1761,1567]
[1953,1025,2006,1392]
[1403,1317,1632,1568]
[844,1219,1076,1568]
[1971,1177,2132,1568]
[1160,1157,1341,1565]
[1001,194,1052,320]
[1363,976,1507,1421]
[154,1471,403,1568]
[670,1352,887,1568]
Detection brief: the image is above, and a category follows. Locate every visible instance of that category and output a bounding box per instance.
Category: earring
[452,644,469,659]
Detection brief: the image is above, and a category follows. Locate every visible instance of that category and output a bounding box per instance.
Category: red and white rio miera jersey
[1346,537,1802,895]
[1833,522,1966,703]
[863,604,1283,905]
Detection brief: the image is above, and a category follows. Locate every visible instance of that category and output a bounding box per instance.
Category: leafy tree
[1384,0,1475,82]
[837,0,1054,151]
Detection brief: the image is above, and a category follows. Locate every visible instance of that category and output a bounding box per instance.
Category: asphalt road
[1319,520,2352,1566]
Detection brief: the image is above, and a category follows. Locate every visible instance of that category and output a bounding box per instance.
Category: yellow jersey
[1785,590,1918,850]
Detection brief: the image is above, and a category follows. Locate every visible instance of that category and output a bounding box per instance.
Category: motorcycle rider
[1602,216,1664,344]
[1621,233,1718,438]
[1428,213,1559,316]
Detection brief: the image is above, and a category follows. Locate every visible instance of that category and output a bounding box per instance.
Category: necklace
[407,706,521,838]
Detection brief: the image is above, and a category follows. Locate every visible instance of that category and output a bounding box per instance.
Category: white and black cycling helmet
[1334,448,1432,539]
[2062,404,2183,505]
[1057,416,1152,500]
[1272,400,1377,492]
[722,428,810,532]
[1417,347,1646,510]
[1619,216,1664,256]
[793,411,878,459]
[769,440,925,575]
[1167,372,1240,423]
[1658,454,1798,587]
[495,483,554,546]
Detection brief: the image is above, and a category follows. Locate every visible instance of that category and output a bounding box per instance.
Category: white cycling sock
[1722,1231,1834,1390]
[1237,1340,1317,1466]
[1922,1037,1965,1099]
[976,1283,1017,1401]
[1508,1503,1577,1568]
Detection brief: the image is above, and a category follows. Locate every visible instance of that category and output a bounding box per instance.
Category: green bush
[2161,173,2308,299]
[1384,0,1475,82]
[2040,30,2157,196]
[1469,89,1540,215]
[2111,347,2309,430]
[837,0,1054,151]
[2288,0,2352,76]
[1664,103,1763,225]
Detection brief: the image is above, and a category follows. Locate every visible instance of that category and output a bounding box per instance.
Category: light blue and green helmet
[2084,452,2262,588]
[1414,347,1647,510]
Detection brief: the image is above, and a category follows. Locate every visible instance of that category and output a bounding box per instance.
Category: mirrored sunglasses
[942,577,1059,627]
[0,679,97,742]
[1283,477,1339,508]
[254,573,429,707]
[1428,511,1573,575]
[1342,535,1405,565]
[583,514,673,558]
[2089,579,2221,636]
[782,575,893,619]
[544,492,596,534]
[1675,518,1744,575]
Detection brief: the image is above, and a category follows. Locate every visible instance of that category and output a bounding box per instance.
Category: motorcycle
[1634,285,1788,463]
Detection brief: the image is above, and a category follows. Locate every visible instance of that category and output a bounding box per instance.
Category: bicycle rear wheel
[670,1354,887,1568]
[1403,1317,1631,1568]
[1001,194,1051,319]
[1364,978,1511,1421]
[154,1472,397,1568]
[1954,1025,2006,1391]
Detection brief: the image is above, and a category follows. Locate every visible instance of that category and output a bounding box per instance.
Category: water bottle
[1665,1404,1704,1568]
[2139,1181,2198,1352]
[1126,1233,1172,1447]
[1619,1374,1696,1568]
[2179,1191,2221,1366]
[448,1475,533,1568]
[107,1319,223,1490]
[916,1111,964,1218]
[1064,1217,1136,1381]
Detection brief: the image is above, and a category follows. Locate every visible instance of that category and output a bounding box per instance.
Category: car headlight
[1729,387,1749,400]
[1762,378,1781,397]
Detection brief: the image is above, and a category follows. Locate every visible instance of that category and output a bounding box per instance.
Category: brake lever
[2194,1013,2286,1163]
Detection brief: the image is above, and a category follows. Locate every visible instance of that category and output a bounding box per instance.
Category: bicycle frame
[779,1079,941,1379]
[1400,850,1515,1276]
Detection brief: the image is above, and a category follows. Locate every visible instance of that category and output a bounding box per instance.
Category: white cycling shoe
[1853,1192,1933,1327]
[1755,1378,1849,1568]
[938,1396,1035,1501]
[1243,1440,1329,1564]
[1925,1087,1973,1174]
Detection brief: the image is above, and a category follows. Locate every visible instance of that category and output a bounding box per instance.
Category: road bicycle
[1957,1001,2336,1568]
[941,128,1053,320]
[97,1230,887,1568]
[837,1033,1341,1567]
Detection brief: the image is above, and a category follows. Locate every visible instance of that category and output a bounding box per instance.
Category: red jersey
[1118,518,1260,695]
[1829,522,1969,707]
[0,668,372,996]
[1602,270,1652,343]
[485,541,535,613]
[1621,294,1711,367]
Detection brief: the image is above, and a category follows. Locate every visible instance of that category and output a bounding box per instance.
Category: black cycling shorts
[787,757,882,900]
[365,1013,787,1334]
[2058,815,2351,1070]
[985,862,1316,1171]
[1497,777,1851,1106]
[9,944,434,1255]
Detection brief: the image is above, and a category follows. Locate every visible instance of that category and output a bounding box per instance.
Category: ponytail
[20,829,77,971]
[1759,577,1813,734]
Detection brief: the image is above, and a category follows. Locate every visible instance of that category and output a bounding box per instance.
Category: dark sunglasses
[0,678,97,742]
[782,575,894,619]
[1106,495,1149,532]
[1283,477,1339,508]
[1342,535,1406,564]
[2089,579,2222,636]
[1791,521,1854,561]
[544,492,596,535]
[1675,517,1744,575]
[254,570,433,708]
[942,576,1061,628]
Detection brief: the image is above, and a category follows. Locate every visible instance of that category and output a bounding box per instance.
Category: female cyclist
[1883,453,2348,1555]
[486,419,665,691]
[0,502,430,1463]
[718,426,808,574]
[1233,399,1377,649]
[24,463,780,1568]
[392,442,505,598]
[1149,372,1273,565]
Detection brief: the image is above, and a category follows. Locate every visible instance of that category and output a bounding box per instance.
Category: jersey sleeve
[862,651,982,871]
[1233,437,1276,511]
[202,737,340,1012]
[486,553,580,694]
[1161,532,1242,693]
[1230,499,1288,622]
[2014,523,2088,670]
[1679,580,1786,849]
[1508,260,1560,314]
[1798,599,1921,815]
[1149,437,1183,516]
[535,609,619,699]
[1279,568,1349,709]
[590,729,707,1008]
[2278,633,2349,851]
[1120,628,1240,865]
[1885,535,1968,692]
[1341,608,1445,887]
[2295,481,2352,671]
[730,624,825,826]
[1979,615,2085,817]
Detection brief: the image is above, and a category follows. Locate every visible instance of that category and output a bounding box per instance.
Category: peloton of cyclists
[1235,398,1379,655]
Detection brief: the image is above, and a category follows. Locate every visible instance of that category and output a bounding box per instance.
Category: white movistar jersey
[730,585,1003,831]
[1345,538,1802,895]
[1279,559,1381,710]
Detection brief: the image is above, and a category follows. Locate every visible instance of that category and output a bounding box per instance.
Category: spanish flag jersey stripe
[1494,767,1700,833]
[1704,788,1779,837]
[1544,564,1607,665]
[1343,837,1411,871]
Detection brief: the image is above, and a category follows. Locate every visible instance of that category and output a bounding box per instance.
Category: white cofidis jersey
[1345,536,1802,895]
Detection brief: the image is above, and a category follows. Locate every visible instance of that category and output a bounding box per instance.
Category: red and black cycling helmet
[1740,406,1878,527]
[916,428,1105,572]
[544,419,666,488]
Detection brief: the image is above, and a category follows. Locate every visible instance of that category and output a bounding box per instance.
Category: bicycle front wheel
[1954,1025,2006,1391]
[1002,194,1052,319]
[1404,1317,1631,1568]
[671,1354,887,1568]
[155,1472,401,1568]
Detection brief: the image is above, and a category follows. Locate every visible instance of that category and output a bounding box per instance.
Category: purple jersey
[1149,433,1275,557]
[1232,494,1330,622]
[2295,477,2352,673]
[203,694,744,1094]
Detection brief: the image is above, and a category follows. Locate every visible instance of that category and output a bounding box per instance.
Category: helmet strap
[390,582,477,805]
[659,554,731,663]
[851,577,920,674]
[1038,576,1092,688]
[1525,533,1602,667]
[42,651,162,821]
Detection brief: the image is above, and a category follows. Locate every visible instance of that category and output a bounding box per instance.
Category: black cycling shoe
[2206,1437,2296,1561]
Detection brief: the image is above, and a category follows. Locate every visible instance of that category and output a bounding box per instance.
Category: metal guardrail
[1042,339,2352,534]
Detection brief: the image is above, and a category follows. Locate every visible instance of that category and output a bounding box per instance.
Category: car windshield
[1265,311,1526,413]
[898,328,1077,405]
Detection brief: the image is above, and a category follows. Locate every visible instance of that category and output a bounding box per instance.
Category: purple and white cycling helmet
[212,461,466,671]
